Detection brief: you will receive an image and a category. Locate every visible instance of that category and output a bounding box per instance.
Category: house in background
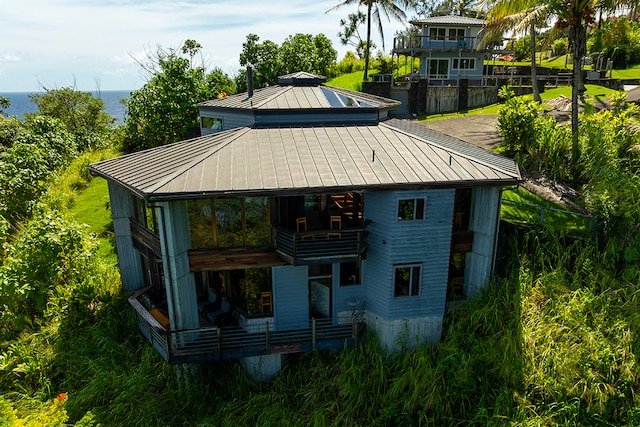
[394,16,489,84]
[90,72,520,381]
[373,16,513,115]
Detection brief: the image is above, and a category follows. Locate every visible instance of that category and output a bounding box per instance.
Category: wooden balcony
[129,287,366,364]
[392,35,511,56]
[272,222,369,266]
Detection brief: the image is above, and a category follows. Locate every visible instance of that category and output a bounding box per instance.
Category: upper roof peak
[278,72,327,86]
[410,16,485,26]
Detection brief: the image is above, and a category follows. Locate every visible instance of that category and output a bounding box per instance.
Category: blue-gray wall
[364,189,454,320]
[273,265,308,330]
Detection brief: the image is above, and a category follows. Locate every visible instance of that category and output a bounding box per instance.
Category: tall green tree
[327,0,417,80]
[238,33,338,90]
[483,0,608,177]
[28,87,115,150]
[338,11,373,58]
[124,40,236,152]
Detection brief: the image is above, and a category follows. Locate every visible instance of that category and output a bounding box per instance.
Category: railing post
[164,331,171,364]
[312,317,317,351]
[265,321,270,354]
[539,207,545,225]
[352,312,357,343]
[216,327,222,360]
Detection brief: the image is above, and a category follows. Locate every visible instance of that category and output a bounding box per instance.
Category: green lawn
[501,187,592,235]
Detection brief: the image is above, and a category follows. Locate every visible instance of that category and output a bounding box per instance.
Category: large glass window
[448,28,465,41]
[188,197,271,249]
[428,59,448,79]
[429,27,446,41]
[453,58,476,70]
[394,264,422,297]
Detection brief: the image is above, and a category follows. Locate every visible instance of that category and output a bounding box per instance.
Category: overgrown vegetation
[2,42,640,426]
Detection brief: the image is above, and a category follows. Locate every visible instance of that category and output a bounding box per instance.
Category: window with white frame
[448,28,465,41]
[429,27,446,41]
[452,58,476,70]
[394,264,422,297]
[397,198,425,221]
[428,59,448,79]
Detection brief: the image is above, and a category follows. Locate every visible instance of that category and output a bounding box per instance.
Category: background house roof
[410,16,485,27]
[91,119,520,201]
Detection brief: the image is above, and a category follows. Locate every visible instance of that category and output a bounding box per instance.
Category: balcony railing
[129,287,367,364]
[393,36,511,54]
[272,222,369,266]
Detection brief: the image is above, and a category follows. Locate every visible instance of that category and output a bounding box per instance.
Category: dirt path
[419,115,502,151]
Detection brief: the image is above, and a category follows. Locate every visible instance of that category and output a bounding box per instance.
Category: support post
[312,317,317,350]
[265,322,270,354]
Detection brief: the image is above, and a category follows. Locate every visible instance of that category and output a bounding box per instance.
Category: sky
[0,0,409,93]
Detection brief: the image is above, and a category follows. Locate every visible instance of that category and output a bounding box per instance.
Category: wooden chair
[260,291,273,313]
[296,217,307,232]
[328,215,342,239]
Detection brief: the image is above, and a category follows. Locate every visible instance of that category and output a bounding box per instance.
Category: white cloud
[0,0,409,91]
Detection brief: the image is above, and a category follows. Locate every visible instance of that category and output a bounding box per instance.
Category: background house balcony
[392,35,511,56]
[129,287,366,364]
[272,222,369,266]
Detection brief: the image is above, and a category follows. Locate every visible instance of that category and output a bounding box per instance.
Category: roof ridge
[381,119,520,179]
[251,85,293,109]
[145,127,253,194]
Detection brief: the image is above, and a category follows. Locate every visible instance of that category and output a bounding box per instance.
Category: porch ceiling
[90,119,520,201]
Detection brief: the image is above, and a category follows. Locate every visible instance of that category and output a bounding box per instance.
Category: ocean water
[0,90,131,125]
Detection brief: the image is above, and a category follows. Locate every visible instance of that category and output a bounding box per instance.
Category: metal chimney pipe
[247,65,254,98]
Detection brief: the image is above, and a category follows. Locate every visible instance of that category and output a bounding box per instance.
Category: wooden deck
[273,223,369,266]
[129,288,366,364]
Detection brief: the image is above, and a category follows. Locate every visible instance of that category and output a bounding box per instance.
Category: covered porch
[129,286,366,364]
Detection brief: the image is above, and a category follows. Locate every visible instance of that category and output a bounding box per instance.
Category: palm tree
[483,1,549,102]
[327,0,417,80]
[483,0,610,176]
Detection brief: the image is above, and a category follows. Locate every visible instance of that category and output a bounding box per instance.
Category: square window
[202,117,222,131]
[394,264,421,297]
[397,198,425,221]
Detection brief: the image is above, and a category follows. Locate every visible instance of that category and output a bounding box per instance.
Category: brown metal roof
[198,83,400,111]
[91,120,520,201]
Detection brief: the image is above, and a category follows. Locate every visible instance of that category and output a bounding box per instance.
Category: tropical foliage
[237,33,337,90]
[123,40,236,152]
[327,0,417,80]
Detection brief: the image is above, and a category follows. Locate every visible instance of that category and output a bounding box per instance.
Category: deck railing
[129,287,367,364]
[272,223,369,265]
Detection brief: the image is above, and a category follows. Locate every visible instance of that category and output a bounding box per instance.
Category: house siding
[108,182,145,291]
[273,265,309,331]
[156,201,199,331]
[364,189,454,320]
[200,110,254,134]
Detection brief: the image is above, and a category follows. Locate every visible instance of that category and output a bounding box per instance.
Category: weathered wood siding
[464,187,501,297]
[273,265,308,331]
[108,182,144,291]
[156,201,199,330]
[364,189,454,320]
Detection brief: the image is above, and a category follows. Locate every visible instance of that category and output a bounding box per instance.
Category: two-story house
[90,72,520,381]
[393,16,489,84]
